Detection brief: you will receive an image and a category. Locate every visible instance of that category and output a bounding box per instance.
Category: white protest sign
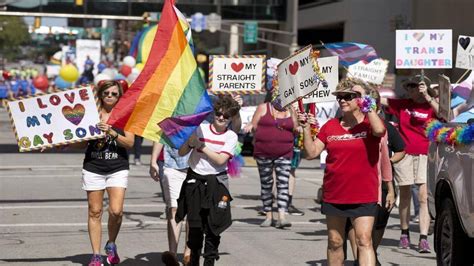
[209,55,265,94]
[239,106,257,130]
[455,35,474,69]
[348,58,389,85]
[76,39,102,75]
[438,74,451,121]
[303,56,338,104]
[6,86,103,152]
[277,45,324,107]
[396,29,452,69]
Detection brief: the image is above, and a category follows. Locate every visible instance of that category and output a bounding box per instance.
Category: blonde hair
[336,77,371,95]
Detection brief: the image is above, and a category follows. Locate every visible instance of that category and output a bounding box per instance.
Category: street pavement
[0,107,436,265]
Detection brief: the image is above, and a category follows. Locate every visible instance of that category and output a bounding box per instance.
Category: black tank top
[83,128,129,175]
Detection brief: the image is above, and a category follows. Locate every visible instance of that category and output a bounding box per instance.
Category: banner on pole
[303,56,338,104]
[277,45,326,107]
[348,58,389,85]
[396,29,452,69]
[438,74,452,121]
[6,86,103,152]
[209,55,266,94]
[455,35,474,70]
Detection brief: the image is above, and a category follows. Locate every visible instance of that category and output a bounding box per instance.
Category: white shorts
[82,169,129,191]
[162,168,187,208]
[393,154,427,186]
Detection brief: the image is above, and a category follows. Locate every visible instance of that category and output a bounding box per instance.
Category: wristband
[357,95,377,113]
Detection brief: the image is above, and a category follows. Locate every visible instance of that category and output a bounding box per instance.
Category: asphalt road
[0,107,436,265]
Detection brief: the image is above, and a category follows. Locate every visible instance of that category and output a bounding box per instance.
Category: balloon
[59,64,79,82]
[101,68,116,79]
[123,56,136,67]
[33,75,49,91]
[54,76,72,90]
[97,63,107,73]
[127,72,139,84]
[120,65,132,77]
[131,67,140,75]
[2,71,12,80]
[94,73,111,85]
[114,74,126,81]
[135,63,144,71]
[116,79,129,93]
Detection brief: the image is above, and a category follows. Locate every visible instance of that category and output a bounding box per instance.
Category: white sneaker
[134,159,142,166]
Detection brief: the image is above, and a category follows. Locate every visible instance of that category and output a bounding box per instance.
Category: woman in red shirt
[299,78,385,265]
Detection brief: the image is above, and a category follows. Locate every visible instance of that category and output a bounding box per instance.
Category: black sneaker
[287,205,305,216]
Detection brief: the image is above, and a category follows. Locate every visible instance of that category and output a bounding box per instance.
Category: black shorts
[321,202,377,218]
[374,188,391,230]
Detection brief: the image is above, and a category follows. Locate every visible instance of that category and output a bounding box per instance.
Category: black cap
[403,75,432,89]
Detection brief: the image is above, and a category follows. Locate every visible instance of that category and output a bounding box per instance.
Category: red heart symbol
[231,62,244,72]
[289,61,299,75]
[62,104,86,125]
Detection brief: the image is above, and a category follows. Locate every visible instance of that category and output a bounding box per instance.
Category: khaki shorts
[162,168,187,208]
[393,154,427,186]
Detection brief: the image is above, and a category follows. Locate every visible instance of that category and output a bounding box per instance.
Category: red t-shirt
[317,118,380,204]
[387,99,436,155]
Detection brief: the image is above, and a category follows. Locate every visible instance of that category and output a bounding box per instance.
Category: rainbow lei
[357,95,377,113]
[425,119,474,146]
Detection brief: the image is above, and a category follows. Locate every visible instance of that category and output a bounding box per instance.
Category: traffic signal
[34,17,41,29]
[75,0,83,6]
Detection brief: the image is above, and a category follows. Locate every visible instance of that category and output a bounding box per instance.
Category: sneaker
[159,212,167,220]
[287,205,305,216]
[104,242,120,265]
[418,239,431,253]
[88,254,103,266]
[411,215,420,223]
[260,218,273,227]
[275,219,292,229]
[399,234,410,249]
[134,159,142,166]
[161,251,179,266]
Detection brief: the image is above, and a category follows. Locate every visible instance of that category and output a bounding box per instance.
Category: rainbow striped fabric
[324,42,379,67]
[108,0,213,148]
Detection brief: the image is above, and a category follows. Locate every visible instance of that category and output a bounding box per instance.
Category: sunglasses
[215,111,231,120]
[102,91,119,98]
[336,93,360,102]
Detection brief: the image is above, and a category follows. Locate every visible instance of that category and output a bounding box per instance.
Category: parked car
[427,120,474,265]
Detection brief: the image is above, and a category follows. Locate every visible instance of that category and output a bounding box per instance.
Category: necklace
[271,105,287,130]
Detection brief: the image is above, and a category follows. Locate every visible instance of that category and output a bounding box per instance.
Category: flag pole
[455,69,471,84]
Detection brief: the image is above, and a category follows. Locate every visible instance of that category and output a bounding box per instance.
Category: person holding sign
[299,78,385,265]
[82,80,135,266]
[380,75,438,253]
[244,95,298,228]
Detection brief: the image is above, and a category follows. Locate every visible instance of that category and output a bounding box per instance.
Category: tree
[0,16,31,61]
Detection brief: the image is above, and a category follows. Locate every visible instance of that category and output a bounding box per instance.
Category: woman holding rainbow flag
[176,95,240,266]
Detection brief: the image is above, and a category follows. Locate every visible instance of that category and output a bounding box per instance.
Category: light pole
[289,0,299,53]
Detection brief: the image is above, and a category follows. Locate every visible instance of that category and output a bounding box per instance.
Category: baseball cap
[403,75,432,89]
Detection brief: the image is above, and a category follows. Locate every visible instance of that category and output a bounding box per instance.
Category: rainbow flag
[108,0,213,148]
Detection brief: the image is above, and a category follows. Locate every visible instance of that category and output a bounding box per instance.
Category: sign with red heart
[209,55,266,94]
[288,62,299,75]
[231,62,244,72]
[6,86,103,152]
[277,45,324,107]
